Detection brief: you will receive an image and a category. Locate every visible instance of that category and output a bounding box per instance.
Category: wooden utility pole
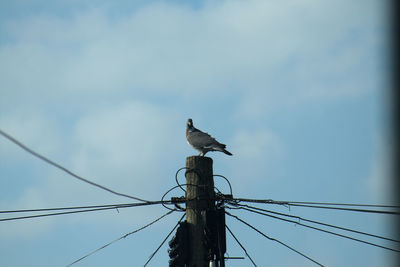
[185,156,215,267]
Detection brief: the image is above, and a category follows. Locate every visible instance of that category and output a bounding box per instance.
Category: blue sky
[0,0,396,266]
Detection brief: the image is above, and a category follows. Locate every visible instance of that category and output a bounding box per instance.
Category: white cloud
[0,109,62,160]
[228,129,286,187]
[231,129,284,160]
[0,0,386,107]
[71,101,180,188]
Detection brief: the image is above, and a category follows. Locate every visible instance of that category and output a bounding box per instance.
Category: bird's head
[187,118,193,128]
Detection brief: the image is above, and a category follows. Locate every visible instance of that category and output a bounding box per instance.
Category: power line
[226,211,324,267]
[233,206,400,253]
[0,129,149,203]
[226,225,257,267]
[234,198,400,215]
[0,202,166,222]
[234,198,400,208]
[234,203,400,243]
[66,210,174,267]
[1,207,120,222]
[284,203,400,215]
[0,202,171,214]
[143,213,186,266]
[279,201,400,208]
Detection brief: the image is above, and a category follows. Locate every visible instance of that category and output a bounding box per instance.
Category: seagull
[186,118,232,156]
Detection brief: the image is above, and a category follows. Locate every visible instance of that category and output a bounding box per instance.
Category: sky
[0,0,397,266]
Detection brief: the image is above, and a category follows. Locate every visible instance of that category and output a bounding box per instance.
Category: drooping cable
[233,206,400,253]
[226,225,257,267]
[213,174,233,196]
[143,213,186,266]
[234,198,400,214]
[66,210,174,266]
[0,202,168,214]
[278,201,400,208]
[226,211,324,267]
[0,202,166,222]
[233,203,400,243]
[175,167,188,193]
[0,129,150,203]
[284,203,400,215]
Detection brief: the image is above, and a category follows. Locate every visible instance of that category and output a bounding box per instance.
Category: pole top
[186,156,213,164]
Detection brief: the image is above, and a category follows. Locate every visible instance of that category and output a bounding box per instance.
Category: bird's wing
[187,131,218,148]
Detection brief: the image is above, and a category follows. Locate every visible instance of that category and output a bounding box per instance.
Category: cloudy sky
[0,0,396,266]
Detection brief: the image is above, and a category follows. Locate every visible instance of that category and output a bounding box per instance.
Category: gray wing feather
[187,131,218,148]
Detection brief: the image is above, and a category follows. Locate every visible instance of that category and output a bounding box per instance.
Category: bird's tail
[214,143,233,156]
[217,144,232,155]
[222,149,233,156]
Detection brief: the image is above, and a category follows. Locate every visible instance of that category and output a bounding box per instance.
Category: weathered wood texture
[185,156,215,267]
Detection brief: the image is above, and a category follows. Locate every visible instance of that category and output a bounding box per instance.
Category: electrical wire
[0,207,139,222]
[226,211,324,267]
[66,210,174,266]
[1,207,122,222]
[0,202,167,214]
[278,201,400,208]
[160,184,228,214]
[284,203,400,215]
[226,225,257,267]
[0,129,150,203]
[213,174,233,196]
[175,167,227,194]
[174,167,206,193]
[233,206,400,253]
[143,213,186,266]
[175,167,188,193]
[161,184,191,212]
[233,203,400,243]
[0,202,167,222]
[160,183,223,212]
[234,198,400,215]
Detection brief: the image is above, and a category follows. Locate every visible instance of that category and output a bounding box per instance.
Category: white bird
[186,118,232,156]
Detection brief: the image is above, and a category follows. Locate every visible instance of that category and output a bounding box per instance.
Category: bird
[186,118,232,156]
